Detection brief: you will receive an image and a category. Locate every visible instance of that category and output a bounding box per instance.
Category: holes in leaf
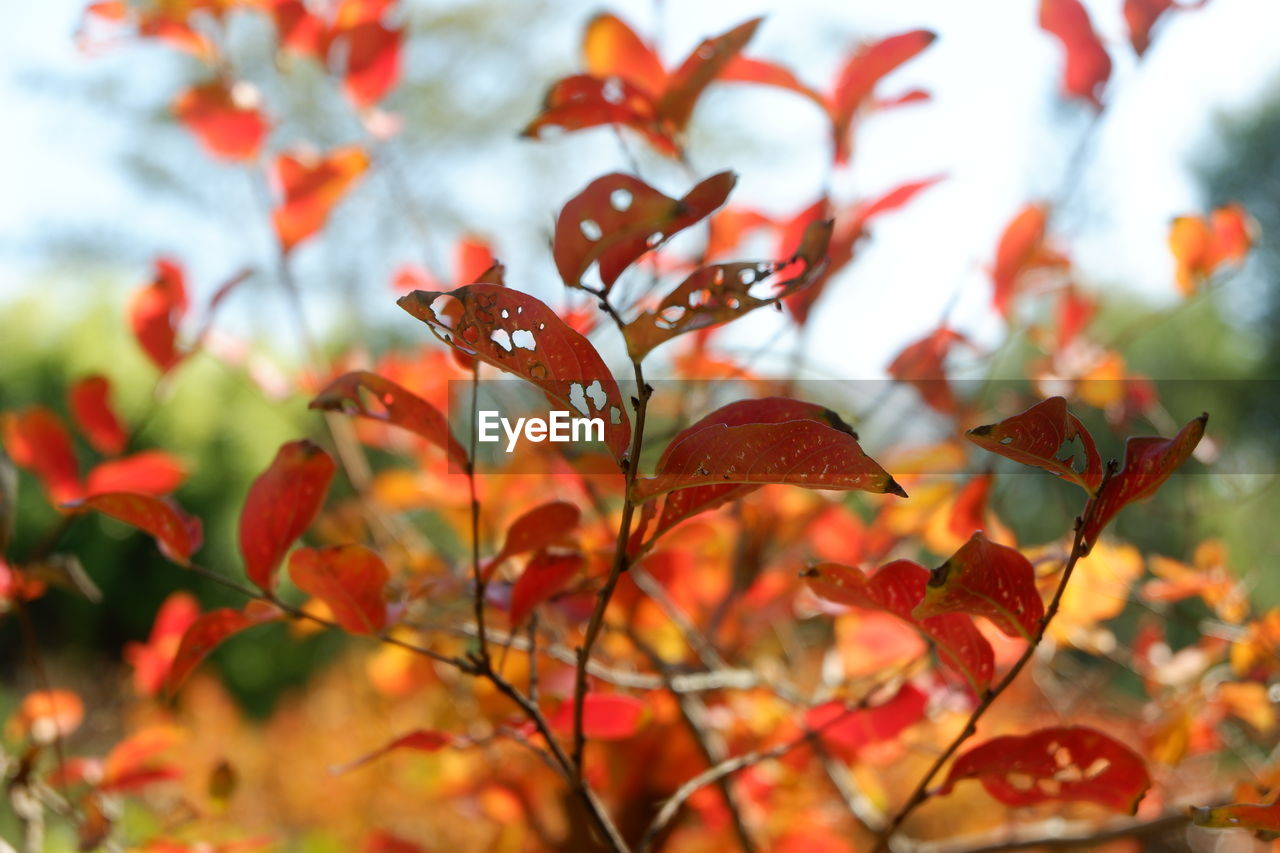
[568,383,589,416]
[656,305,687,330]
[602,76,624,105]
[687,289,711,308]
[610,188,633,212]
[1006,772,1034,792]
[1055,434,1086,473]
[584,380,607,411]
[511,329,536,351]
[999,436,1014,445]
[580,219,603,241]
[609,406,621,425]
[1084,758,1110,779]
[490,329,513,352]
[461,325,480,345]
[645,231,664,248]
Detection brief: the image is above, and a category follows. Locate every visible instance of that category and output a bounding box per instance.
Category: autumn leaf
[1039,0,1111,107]
[548,693,648,740]
[656,18,762,131]
[239,440,337,593]
[397,282,632,464]
[509,549,583,628]
[288,544,389,635]
[1124,0,1206,56]
[939,726,1151,813]
[335,730,456,773]
[336,19,402,108]
[1169,204,1254,296]
[990,203,1059,320]
[129,257,189,373]
[85,451,187,497]
[553,171,735,291]
[887,326,968,414]
[1192,794,1280,833]
[624,220,833,360]
[65,493,203,565]
[12,690,84,741]
[310,371,468,470]
[2,407,81,504]
[914,532,1044,640]
[68,375,128,456]
[488,501,581,581]
[1080,412,1208,552]
[99,725,184,792]
[965,396,1103,492]
[123,591,200,697]
[271,146,370,251]
[583,13,666,96]
[804,683,927,756]
[167,606,280,693]
[172,80,269,161]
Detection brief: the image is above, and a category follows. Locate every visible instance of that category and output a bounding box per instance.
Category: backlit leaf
[167,606,280,693]
[68,375,128,456]
[914,532,1044,640]
[583,13,666,96]
[1080,412,1207,552]
[172,79,269,161]
[493,501,581,570]
[830,29,936,162]
[335,730,455,773]
[239,440,337,593]
[272,146,370,251]
[123,591,200,697]
[887,326,967,414]
[85,451,187,496]
[939,726,1151,813]
[337,20,402,107]
[397,283,632,464]
[548,693,648,740]
[991,203,1050,320]
[129,258,189,373]
[288,544,389,635]
[2,407,81,504]
[310,371,468,470]
[509,549,583,627]
[1039,0,1111,107]
[657,17,761,131]
[521,74,675,156]
[965,396,1103,491]
[65,493,202,565]
[804,683,927,756]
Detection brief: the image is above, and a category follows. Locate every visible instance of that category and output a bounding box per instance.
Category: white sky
[2,0,1278,377]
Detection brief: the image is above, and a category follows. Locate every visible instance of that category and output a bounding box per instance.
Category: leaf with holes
[652,398,860,537]
[522,74,675,156]
[272,146,370,251]
[85,451,186,496]
[172,79,269,161]
[2,407,81,504]
[553,171,735,291]
[240,440,336,593]
[1191,795,1280,833]
[965,397,1102,491]
[509,549,583,628]
[1081,413,1207,553]
[624,219,832,360]
[310,371,467,470]
[398,283,632,464]
[548,693,648,740]
[167,606,280,693]
[288,545,388,635]
[64,493,202,566]
[129,258,189,373]
[68,376,128,456]
[914,532,1044,640]
[939,726,1151,813]
[334,730,457,774]
[1039,0,1111,107]
[633,401,904,503]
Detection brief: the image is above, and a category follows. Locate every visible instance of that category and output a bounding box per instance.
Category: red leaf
[100,726,184,792]
[1081,413,1207,552]
[921,613,996,695]
[129,258,189,372]
[85,451,187,496]
[1192,795,1280,833]
[635,396,904,503]
[309,371,468,470]
[657,17,761,131]
[522,74,675,157]
[123,591,200,696]
[965,396,1103,492]
[939,726,1151,813]
[582,13,666,97]
[337,20,402,107]
[2,407,81,504]
[548,693,648,740]
[831,29,936,162]
[721,56,826,106]
[68,376,128,456]
[397,283,632,465]
[172,80,269,161]
[493,501,581,570]
[167,607,278,693]
[272,146,370,251]
[1039,0,1111,107]
[509,549,583,628]
[948,473,993,540]
[288,545,389,635]
[991,203,1051,320]
[335,730,454,773]
[239,440,336,593]
[455,237,496,286]
[887,326,967,414]
[553,171,735,291]
[804,684,928,756]
[65,493,202,565]
[914,533,1044,640]
[624,219,833,360]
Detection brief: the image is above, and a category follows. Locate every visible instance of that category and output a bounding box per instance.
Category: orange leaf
[123,591,200,696]
[830,29,936,162]
[887,326,967,414]
[940,726,1150,813]
[66,493,202,565]
[583,13,666,97]
[1039,0,1111,107]
[13,689,84,741]
[1081,412,1207,552]
[172,80,269,161]
[239,440,337,593]
[948,473,993,540]
[310,371,468,470]
[492,501,581,570]
[1192,794,1280,833]
[272,146,370,251]
[522,74,675,156]
[167,607,279,693]
[548,693,648,740]
[85,451,186,496]
[657,17,761,132]
[68,375,128,456]
[100,725,184,792]
[990,203,1053,320]
[397,283,632,464]
[337,20,402,107]
[965,396,1103,491]
[553,171,735,291]
[288,544,389,635]
[335,730,454,773]
[2,407,81,504]
[129,258,189,372]
[509,549,583,627]
[914,533,1044,640]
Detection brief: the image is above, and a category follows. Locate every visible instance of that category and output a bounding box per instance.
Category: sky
[1,0,1278,378]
